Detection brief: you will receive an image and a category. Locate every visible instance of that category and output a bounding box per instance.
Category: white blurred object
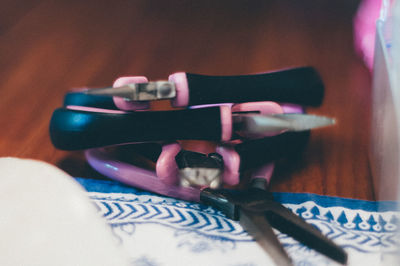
[370,0,400,201]
[370,0,400,263]
[0,158,129,266]
[394,0,400,96]
[392,0,400,208]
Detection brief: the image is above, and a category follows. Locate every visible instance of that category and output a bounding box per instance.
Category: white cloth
[77,178,400,266]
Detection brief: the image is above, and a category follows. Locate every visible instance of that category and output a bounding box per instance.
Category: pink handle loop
[113,76,150,110]
[220,102,303,185]
[168,72,189,107]
[156,142,181,185]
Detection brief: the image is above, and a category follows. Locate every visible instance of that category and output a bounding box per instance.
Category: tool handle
[114,143,163,163]
[50,106,228,150]
[179,67,324,107]
[235,131,310,171]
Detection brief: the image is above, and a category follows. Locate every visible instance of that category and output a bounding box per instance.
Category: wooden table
[0,0,374,200]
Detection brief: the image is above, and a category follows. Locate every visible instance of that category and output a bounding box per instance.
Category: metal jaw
[85,81,176,101]
[175,150,224,189]
[179,167,222,189]
[132,81,176,101]
[200,181,348,266]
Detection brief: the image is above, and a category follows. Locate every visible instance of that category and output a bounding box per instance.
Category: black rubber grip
[186,67,324,106]
[50,107,223,150]
[235,131,310,171]
[64,92,118,110]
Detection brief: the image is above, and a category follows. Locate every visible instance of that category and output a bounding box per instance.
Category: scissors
[49,69,346,265]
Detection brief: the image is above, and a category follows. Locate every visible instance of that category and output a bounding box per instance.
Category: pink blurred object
[354,0,382,70]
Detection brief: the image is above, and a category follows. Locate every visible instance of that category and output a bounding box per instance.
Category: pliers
[50,68,333,150]
[49,67,345,265]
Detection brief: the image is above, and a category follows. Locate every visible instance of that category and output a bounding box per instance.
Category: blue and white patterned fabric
[76,178,400,266]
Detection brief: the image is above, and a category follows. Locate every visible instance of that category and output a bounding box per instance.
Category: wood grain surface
[0,0,374,200]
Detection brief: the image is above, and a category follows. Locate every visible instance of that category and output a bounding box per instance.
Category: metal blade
[266,201,347,265]
[269,113,336,131]
[84,85,136,99]
[84,81,176,101]
[233,113,335,138]
[239,209,292,266]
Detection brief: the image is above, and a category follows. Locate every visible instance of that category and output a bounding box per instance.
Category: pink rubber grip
[168,72,189,107]
[113,76,150,110]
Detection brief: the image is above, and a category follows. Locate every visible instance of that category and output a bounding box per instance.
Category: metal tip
[84,85,135,99]
[233,113,336,138]
[272,113,336,131]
